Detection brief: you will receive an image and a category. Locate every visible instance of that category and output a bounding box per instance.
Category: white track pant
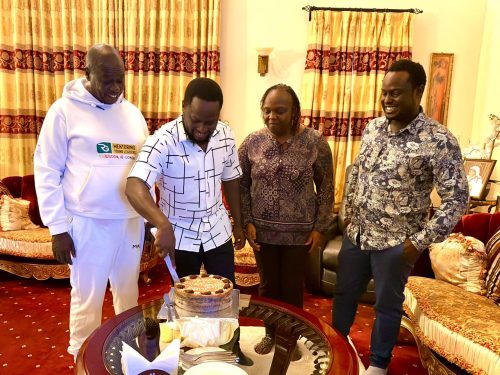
[67,215,144,357]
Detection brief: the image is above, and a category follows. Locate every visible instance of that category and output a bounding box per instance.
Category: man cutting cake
[125,78,245,283]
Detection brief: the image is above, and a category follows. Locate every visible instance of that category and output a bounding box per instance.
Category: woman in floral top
[239,84,334,354]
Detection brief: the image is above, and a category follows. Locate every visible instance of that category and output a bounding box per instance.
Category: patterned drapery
[0,0,221,176]
[300,10,415,206]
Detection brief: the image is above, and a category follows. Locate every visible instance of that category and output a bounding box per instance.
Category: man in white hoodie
[34,44,149,359]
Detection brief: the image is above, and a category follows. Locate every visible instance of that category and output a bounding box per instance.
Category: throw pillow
[485,230,500,304]
[0,195,39,231]
[0,180,13,230]
[429,233,487,295]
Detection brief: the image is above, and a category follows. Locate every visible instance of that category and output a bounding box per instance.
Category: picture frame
[426,53,454,126]
[464,159,496,200]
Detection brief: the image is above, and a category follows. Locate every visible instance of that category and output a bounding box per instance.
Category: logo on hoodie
[96,142,137,159]
[97,142,112,153]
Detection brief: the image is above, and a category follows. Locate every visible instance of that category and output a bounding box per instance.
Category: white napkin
[121,339,180,375]
[179,317,239,348]
[160,318,239,348]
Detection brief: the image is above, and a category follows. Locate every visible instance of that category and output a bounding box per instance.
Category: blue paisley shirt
[345,110,469,251]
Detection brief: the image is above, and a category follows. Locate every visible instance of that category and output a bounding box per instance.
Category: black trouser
[253,243,308,308]
[174,240,235,284]
[333,235,416,369]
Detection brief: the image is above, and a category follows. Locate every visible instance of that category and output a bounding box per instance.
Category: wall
[220,0,308,143]
[220,0,488,147]
[473,0,500,193]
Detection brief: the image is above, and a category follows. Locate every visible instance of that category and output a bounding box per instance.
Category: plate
[184,362,247,375]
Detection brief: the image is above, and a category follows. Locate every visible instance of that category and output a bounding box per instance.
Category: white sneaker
[363,365,388,375]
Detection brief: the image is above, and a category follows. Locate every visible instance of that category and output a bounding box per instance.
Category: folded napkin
[121,338,180,375]
[160,318,239,348]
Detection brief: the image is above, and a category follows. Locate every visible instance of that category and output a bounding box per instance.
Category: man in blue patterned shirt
[333,60,468,375]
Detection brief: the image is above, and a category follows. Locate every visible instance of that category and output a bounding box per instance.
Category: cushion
[429,233,487,295]
[0,180,13,230]
[485,230,500,304]
[0,195,39,231]
[20,175,42,226]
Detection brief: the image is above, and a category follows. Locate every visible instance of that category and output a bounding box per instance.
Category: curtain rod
[302,6,423,21]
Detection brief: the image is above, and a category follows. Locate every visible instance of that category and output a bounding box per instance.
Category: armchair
[305,166,376,303]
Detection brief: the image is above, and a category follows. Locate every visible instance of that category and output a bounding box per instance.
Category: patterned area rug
[0,262,427,374]
[303,291,427,375]
[237,326,327,375]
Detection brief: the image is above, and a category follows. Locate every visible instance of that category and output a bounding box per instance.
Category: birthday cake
[174,273,233,313]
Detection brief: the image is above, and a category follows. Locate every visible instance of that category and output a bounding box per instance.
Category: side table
[76,295,358,375]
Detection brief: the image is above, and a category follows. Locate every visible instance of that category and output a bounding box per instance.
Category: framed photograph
[426,53,454,126]
[464,159,496,200]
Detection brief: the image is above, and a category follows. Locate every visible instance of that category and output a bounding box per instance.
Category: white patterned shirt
[129,116,242,252]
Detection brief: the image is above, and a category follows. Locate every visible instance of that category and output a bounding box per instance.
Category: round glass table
[76,295,358,375]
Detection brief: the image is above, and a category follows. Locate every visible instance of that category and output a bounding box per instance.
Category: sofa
[0,175,158,281]
[0,174,69,279]
[402,212,500,375]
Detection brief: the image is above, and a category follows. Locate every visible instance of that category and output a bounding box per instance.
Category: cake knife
[149,227,180,283]
[150,227,180,321]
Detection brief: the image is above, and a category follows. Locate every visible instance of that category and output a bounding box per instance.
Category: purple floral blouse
[239,127,334,245]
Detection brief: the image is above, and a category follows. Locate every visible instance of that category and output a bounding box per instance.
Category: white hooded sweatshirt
[34,78,149,235]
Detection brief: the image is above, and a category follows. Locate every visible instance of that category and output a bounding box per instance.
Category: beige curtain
[117,0,221,131]
[300,10,415,207]
[0,0,88,177]
[0,0,221,177]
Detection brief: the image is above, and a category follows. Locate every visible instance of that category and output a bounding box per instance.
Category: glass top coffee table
[76,295,358,375]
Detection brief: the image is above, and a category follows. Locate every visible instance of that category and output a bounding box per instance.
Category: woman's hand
[305,230,325,254]
[245,223,261,251]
